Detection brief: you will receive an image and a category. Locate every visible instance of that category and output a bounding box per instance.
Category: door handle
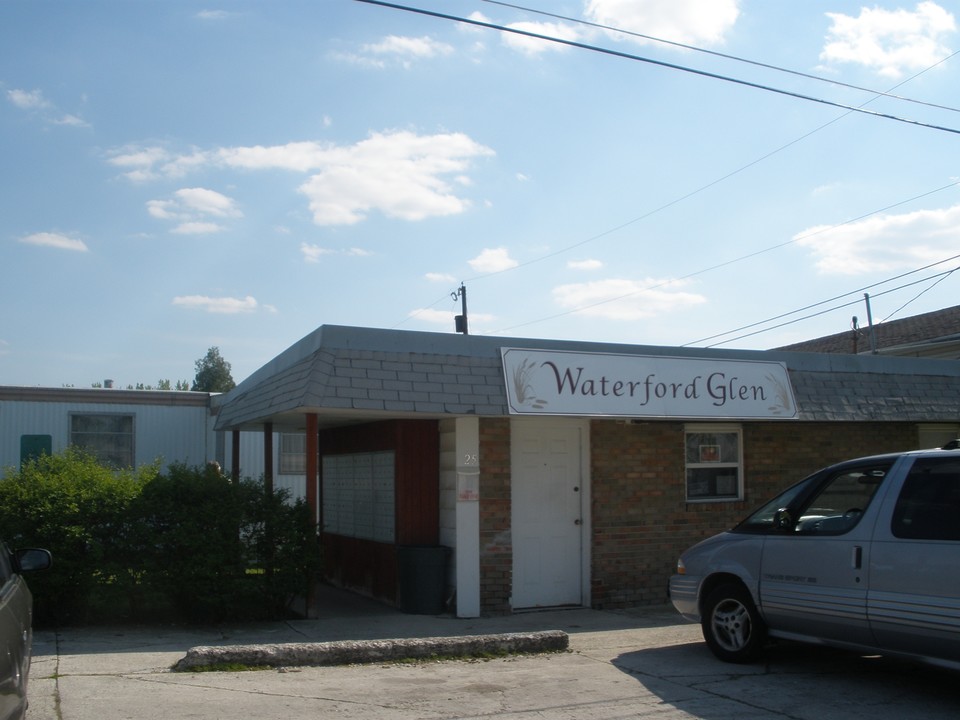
[852,546,862,570]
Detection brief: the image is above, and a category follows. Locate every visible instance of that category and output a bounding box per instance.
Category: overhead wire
[683,254,960,347]
[487,179,960,335]
[355,0,960,136]
[699,265,960,348]
[879,269,958,324]
[366,0,960,338]
[482,0,960,115]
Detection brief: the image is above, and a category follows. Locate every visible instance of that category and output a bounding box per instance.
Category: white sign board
[501,348,797,420]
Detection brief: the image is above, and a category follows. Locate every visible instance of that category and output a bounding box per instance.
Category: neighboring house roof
[0,386,212,407]
[776,305,960,358]
[213,325,960,431]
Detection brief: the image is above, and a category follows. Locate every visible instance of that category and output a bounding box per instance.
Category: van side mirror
[773,508,794,531]
[15,548,52,573]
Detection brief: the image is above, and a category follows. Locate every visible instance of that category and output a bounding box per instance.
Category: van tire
[701,583,766,663]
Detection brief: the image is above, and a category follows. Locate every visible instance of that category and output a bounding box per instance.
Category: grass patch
[178,662,273,673]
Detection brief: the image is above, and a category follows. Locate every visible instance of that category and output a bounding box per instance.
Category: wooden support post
[306,414,319,525]
[263,422,274,495]
[231,429,241,483]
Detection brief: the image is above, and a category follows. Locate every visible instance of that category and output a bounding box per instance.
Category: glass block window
[322,451,395,543]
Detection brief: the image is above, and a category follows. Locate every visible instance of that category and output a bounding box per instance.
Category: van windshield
[733,473,821,533]
[734,460,894,535]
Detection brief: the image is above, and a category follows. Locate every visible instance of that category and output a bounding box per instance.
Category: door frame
[510,417,591,609]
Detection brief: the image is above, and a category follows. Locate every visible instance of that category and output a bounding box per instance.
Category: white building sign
[501,348,797,419]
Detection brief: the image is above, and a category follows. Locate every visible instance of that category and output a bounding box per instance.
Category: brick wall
[477,416,917,613]
[589,420,917,609]
[479,417,512,613]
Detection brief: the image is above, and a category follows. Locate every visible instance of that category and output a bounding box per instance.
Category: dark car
[0,542,51,720]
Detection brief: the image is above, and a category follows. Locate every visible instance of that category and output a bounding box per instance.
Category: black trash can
[396,545,450,615]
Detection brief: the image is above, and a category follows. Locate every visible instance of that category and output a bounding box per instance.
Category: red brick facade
[589,420,917,609]
[479,416,918,613]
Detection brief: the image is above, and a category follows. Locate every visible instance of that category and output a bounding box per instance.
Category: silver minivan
[0,542,51,720]
[669,447,960,669]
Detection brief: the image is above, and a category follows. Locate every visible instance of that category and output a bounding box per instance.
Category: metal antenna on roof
[864,294,878,354]
[452,283,469,335]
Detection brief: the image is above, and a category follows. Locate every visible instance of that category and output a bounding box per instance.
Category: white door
[511,420,585,609]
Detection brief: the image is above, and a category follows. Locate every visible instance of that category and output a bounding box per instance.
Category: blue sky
[3,0,960,388]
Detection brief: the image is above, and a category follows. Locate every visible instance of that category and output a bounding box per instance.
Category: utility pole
[453,283,468,334]
[864,293,878,354]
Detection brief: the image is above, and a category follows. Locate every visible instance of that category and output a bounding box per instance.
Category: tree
[192,346,236,392]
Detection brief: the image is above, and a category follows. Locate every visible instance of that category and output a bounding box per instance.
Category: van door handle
[852,546,862,569]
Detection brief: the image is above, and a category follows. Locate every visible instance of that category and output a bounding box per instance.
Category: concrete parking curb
[173,630,570,671]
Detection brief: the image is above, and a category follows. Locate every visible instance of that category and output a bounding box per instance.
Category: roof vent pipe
[863,294,878,354]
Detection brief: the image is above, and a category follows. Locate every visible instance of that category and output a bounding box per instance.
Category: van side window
[794,465,889,535]
[892,459,960,541]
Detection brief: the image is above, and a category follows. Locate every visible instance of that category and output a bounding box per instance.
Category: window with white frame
[279,433,307,474]
[70,413,134,469]
[684,424,742,502]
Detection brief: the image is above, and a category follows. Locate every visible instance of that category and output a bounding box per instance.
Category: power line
[699,266,959,348]
[488,180,960,335]
[355,0,960,136]
[684,255,960,347]
[482,0,960,115]
[879,268,957,323]
[366,0,960,338]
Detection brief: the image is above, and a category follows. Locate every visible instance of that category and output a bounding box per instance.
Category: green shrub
[0,448,156,624]
[0,451,320,626]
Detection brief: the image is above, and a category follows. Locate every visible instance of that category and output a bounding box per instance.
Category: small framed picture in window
[699,444,720,463]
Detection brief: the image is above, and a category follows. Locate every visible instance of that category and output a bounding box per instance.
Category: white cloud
[300,243,373,263]
[172,295,259,313]
[147,188,240,234]
[18,232,89,252]
[108,146,210,182]
[113,131,494,226]
[552,277,706,320]
[585,0,740,46]
[340,34,453,69]
[469,247,518,273]
[568,258,603,270]
[54,113,89,127]
[363,35,454,60]
[821,2,956,78]
[500,21,582,55]
[293,132,494,225]
[175,187,242,217]
[171,221,225,235]
[108,146,173,182]
[301,244,333,263]
[425,272,456,283]
[7,88,50,110]
[795,203,960,274]
[197,10,230,20]
[7,87,89,127]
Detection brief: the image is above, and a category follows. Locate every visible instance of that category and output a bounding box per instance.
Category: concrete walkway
[25,587,960,720]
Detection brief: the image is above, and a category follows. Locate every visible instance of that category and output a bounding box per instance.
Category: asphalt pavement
[26,586,960,720]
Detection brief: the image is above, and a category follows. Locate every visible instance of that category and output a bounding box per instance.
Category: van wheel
[701,583,766,663]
